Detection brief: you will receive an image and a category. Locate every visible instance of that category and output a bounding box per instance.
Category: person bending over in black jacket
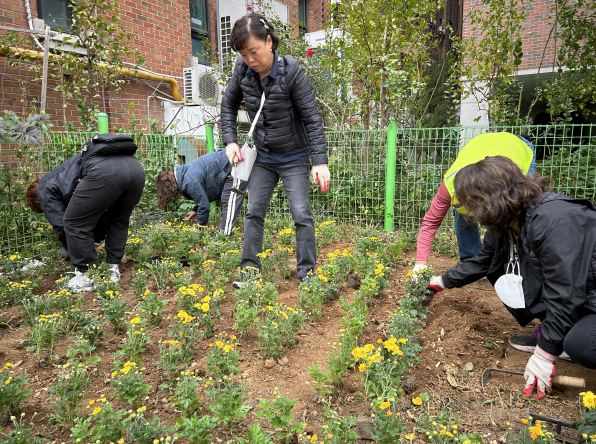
[26,134,146,292]
[427,156,596,400]
[26,154,107,261]
[155,150,247,235]
[221,13,330,287]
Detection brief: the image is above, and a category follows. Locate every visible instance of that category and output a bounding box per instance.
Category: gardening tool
[481,368,585,389]
[229,176,248,197]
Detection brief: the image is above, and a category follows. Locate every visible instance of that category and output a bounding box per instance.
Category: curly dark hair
[25,178,43,214]
[156,168,181,209]
[453,156,550,232]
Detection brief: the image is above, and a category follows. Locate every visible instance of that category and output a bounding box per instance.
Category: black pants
[217,175,248,235]
[564,313,596,368]
[64,156,145,271]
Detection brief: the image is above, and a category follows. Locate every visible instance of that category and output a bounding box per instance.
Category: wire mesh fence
[1,124,594,254]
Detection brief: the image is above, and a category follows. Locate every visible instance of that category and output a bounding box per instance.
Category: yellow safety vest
[445,132,534,214]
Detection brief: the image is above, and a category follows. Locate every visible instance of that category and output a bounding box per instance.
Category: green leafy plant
[46,363,92,426]
[0,364,32,419]
[174,413,216,444]
[138,290,168,325]
[255,388,306,443]
[26,313,64,364]
[256,304,307,358]
[172,372,202,416]
[0,413,47,444]
[206,333,241,379]
[114,316,150,360]
[204,377,251,428]
[108,361,151,409]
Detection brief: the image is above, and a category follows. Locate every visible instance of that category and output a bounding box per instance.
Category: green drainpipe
[384,119,397,232]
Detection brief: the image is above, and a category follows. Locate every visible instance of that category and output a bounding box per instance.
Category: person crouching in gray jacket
[427,156,596,400]
[155,149,247,235]
[26,154,107,261]
[221,13,331,287]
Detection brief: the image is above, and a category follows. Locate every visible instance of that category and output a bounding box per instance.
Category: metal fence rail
[1,124,594,254]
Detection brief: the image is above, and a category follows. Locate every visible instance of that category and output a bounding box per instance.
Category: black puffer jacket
[441,192,596,356]
[36,154,82,247]
[220,55,327,165]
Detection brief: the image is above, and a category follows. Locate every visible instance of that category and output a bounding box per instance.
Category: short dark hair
[25,178,43,214]
[230,13,279,52]
[453,156,550,232]
[156,168,181,209]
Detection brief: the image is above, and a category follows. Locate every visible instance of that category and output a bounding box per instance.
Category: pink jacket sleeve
[416,182,452,262]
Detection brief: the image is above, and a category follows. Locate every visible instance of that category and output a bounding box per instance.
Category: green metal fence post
[206,124,214,153]
[205,124,217,213]
[384,119,397,232]
[97,113,109,133]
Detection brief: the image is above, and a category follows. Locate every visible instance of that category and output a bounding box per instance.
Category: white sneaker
[109,266,121,282]
[559,351,573,362]
[67,270,94,292]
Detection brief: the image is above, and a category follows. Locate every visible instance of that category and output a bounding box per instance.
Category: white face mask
[494,230,525,309]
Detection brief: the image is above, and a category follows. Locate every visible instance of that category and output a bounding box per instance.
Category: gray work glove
[59,246,70,261]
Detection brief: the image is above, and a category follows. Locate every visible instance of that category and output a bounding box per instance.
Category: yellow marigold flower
[405,433,416,441]
[117,439,124,444]
[521,418,528,425]
[201,303,210,312]
[440,429,447,435]
[387,410,393,416]
[309,435,317,443]
[92,407,101,415]
[327,434,333,439]
[462,441,471,444]
[583,391,596,410]
[137,406,147,413]
[399,338,408,344]
[216,341,224,348]
[111,371,117,378]
[364,344,375,352]
[530,426,544,436]
[380,401,390,410]
[130,317,141,324]
[359,363,366,372]
[4,363,13,368]
[530,432,537,440]
[412,397,423,406]
[4,379,11,385]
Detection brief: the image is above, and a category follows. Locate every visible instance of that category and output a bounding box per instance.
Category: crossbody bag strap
[248,92,266,138]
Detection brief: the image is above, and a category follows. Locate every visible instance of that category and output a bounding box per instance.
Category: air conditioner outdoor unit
[183,65,223,106]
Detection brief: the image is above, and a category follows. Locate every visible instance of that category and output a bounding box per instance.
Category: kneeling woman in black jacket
[428,156,596,399]
[220,13,330,286]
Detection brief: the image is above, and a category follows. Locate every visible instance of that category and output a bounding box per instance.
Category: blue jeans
[241,162,316,279]
[518,136,536,177]
[453,208,481,262]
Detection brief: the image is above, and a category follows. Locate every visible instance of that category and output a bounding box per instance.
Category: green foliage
[175,413,217,444]
[256,304,307,358]
[171,373,202,417]
[206,333,241,379]
[126,412,171,444]
[0,366,32,419]
[410,57,458,128]
[46,363,91,426]
[204,377,251,427]
[539,0,596,120]
[453,0,529,125]
[234,423,275,444]
[255,389,306,443]
[108,361,151,409]
[538,142,596,201]
[0,413,47,444]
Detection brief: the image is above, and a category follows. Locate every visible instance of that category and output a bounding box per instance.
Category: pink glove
[523,347,556,400]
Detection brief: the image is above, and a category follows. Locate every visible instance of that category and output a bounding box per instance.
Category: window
[37,0,72,32]
[298,0,308,36]
[189,0,210,63]
[220,16,231,54]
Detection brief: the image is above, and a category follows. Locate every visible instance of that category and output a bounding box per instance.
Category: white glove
[312,164,330,192]
[429,275,445,289]
[410,263,428,282]
[523,348,556,400]
[226,143,242,165]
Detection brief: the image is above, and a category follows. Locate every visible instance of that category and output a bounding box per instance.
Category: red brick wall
[461,0,557,71]
[0,0,327,131]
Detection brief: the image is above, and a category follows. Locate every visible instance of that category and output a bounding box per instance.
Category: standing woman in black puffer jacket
[221,13,330,287]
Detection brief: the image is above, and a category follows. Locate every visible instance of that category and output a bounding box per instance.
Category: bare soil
[0,247,593,442]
